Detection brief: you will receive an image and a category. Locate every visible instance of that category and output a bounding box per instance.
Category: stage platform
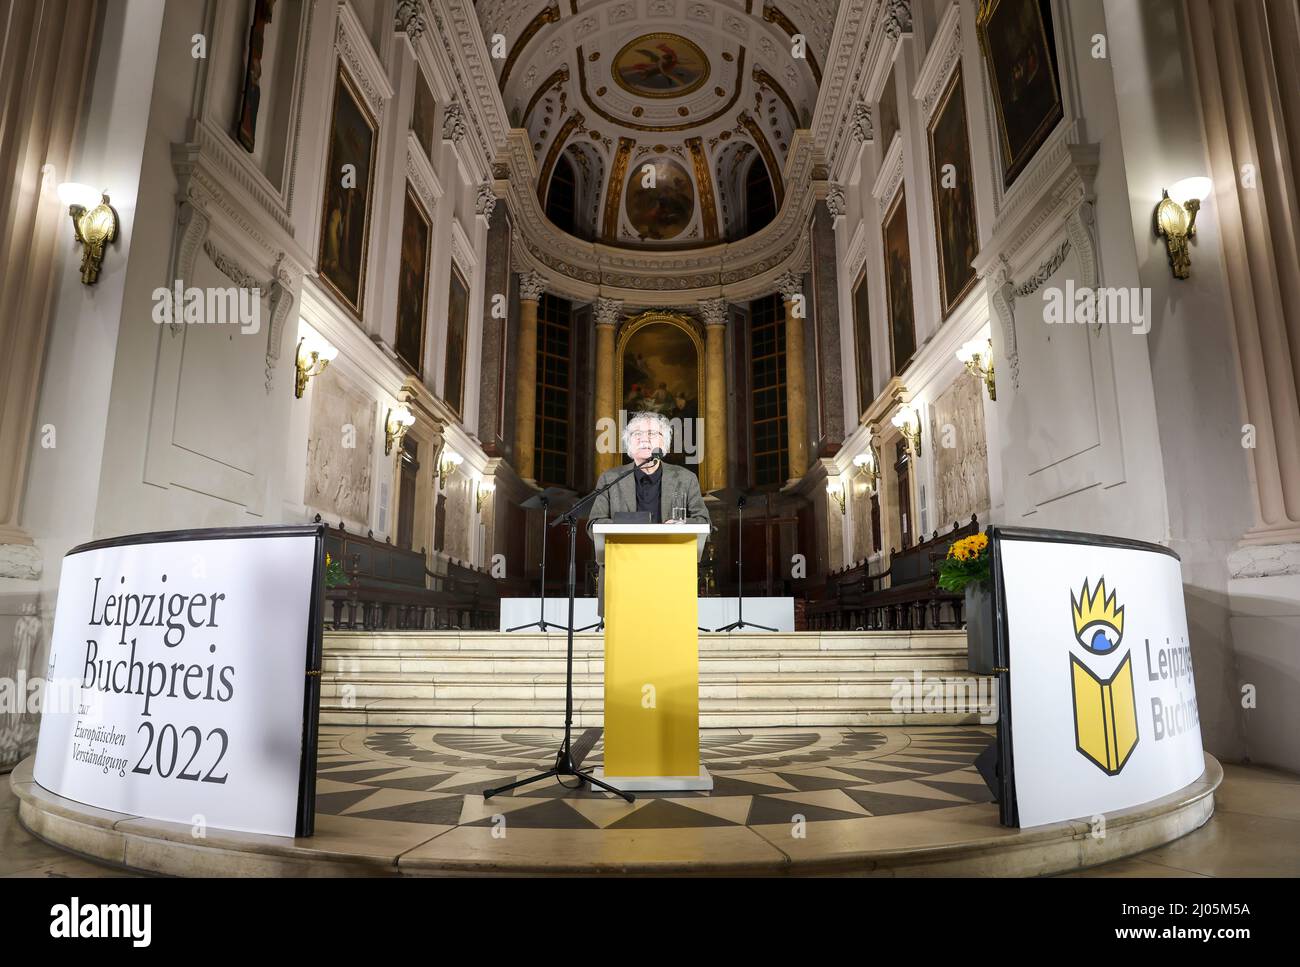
[10,726,1219,876]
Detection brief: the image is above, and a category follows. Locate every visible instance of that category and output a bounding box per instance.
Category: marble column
[593,298,621,478]
[513,272,544,483]
[0,0,98,577]
[778,271,809,481]
[699,298,729,492]
[1189,0,1300,545]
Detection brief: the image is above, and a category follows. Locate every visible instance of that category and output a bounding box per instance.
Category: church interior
[1,0,1298,881]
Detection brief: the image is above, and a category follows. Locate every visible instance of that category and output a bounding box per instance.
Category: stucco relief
[929,372,990,527]
[305,366,374,526]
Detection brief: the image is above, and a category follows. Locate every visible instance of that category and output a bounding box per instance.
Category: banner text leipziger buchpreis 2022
[33,530,319,837]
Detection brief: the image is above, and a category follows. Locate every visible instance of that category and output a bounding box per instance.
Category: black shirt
[635,463,663,523]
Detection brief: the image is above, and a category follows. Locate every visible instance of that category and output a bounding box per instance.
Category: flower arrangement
[937,532,991,592]
[324,552,348,589]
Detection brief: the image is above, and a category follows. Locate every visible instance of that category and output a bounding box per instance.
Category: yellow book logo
[1070,650,1139,775]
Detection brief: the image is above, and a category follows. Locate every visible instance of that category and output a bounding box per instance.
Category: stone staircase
[320,630,992,728]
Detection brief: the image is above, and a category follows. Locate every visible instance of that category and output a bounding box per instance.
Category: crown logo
[1072,577,1124,654]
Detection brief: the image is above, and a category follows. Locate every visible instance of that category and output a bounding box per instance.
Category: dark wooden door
[894,443,912,550]
[397,440,419,550]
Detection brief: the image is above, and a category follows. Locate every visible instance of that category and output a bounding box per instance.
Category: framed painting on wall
[233,0,276,152]
[317,67,377,318]
[444,262,470,418]
[882,187,916,376]
[411,67,437,159]
[927,65,981,317]
[395,185,430,376]
[852,266,873,416]
[976,0,1064,188]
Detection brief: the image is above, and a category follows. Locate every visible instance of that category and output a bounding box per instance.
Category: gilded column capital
[697,298,728,328]
[594,297,623,328]
[775,271,803,300]
[519,271,546,302]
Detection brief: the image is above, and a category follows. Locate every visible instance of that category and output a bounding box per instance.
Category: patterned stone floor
[312,725,998,830]
[6,733,1299,875]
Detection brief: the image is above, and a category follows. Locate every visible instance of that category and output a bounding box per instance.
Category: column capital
[519,271,546,302]
[697,298,728,328]
[594,297,623,328]
[775,270,803,299]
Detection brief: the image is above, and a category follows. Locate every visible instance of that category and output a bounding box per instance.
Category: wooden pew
[859,516,979,631]
[321,522,501,631]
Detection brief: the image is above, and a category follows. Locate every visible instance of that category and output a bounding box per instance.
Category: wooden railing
[321,521,501,631]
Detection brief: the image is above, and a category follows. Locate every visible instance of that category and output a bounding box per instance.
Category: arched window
[546,154,577,235]
[749,294,788,487]
[534,293,572,488]
[745,158,777,235]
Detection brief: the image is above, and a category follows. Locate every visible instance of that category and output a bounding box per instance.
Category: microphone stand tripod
[712,491,775,633]
[483,453,659,802]
[506,489,573,633]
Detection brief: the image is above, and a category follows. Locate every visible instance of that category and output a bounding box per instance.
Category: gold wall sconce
[58,183,118,284]
[294,335,338,398]
[438,448,463,488]
[892,404,922,458]
[476,478,495,513]
[852,447,879,493]
[384,405,415,455]
[956,336,997,401]
[1154,177,1212,280]
[827,480,847,516]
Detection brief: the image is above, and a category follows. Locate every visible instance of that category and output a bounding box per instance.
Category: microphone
[651,447,664,461]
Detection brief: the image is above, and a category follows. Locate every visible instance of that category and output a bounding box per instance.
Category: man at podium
[586,410,711,536]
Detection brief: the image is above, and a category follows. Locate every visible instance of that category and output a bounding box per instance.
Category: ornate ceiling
[472,0,834,246]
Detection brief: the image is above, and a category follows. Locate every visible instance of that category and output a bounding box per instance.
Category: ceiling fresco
[472,0,831,247]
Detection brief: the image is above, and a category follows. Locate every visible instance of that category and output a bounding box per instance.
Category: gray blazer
[586,462,711,613]
[585,461,712,540]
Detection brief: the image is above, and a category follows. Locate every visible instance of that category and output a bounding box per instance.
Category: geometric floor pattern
[315,725,998,831]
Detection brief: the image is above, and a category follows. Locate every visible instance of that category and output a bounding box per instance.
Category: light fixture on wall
[827,480,847,516]
[892,404,922,457]
[852,447,879,493]
[294,335,338,398]
[956,336,997,401]
[58,183,118,284]
[476,478,495,513]
[384,405,415,455]
[439,448,463,488]
[1154,177,1212,280]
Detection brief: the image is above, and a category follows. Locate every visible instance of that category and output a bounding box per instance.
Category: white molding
[912,2,961,121]
[872,131,904,205]
[405,131,443,212]
[449,216,477,273]
[335,1,394,119]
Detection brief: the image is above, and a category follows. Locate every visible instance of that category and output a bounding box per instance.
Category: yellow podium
[591,523,713,791]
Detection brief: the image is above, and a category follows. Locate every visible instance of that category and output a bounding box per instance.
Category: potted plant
[938,533,994,669]
[324,552,349,589]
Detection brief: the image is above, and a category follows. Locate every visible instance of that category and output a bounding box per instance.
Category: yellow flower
[325,553,332,567]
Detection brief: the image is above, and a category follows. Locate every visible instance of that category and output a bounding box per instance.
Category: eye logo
[1072,577,1124,654]
[1069,578,1138,776]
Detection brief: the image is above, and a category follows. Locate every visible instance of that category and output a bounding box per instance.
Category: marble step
[319,675,986,701]
[318,696,991,728]
[324,630,966,654]
[321,650,970,676]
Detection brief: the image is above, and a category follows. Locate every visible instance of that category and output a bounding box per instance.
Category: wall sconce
[827,480,847,516]
[384,405,415,455]
[892,404,922,457]
[956,336,997,401]
[1154,177,1212,280]
[58,183,118,285]
[476,478,495,513]
[852,447,879,493]
[294,335,337,398]
[438,448,463,488]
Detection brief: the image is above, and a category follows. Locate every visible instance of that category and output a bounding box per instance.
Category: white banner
[1000,537,1204,828]
[33,531,319,837]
